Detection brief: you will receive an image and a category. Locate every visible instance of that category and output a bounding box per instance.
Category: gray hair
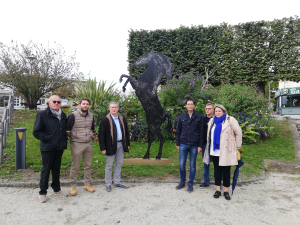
[49,95,61,101]
[214,104,227,114]
[109,101,119,108]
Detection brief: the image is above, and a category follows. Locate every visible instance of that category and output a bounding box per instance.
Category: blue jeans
[179,144,198,185]
[202,145,210,184]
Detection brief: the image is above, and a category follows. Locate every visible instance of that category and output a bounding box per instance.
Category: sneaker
[175,183,185,190]
[70,187,77,196]
[84,185,95,193]
[199,183,209,188]
[187,184,193,192]
[53,190,68,197]
[39,194,47,203]
[114,184,127,189]
[106,185,112,192]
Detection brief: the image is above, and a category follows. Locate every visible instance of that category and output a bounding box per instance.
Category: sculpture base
[123,158,172,165]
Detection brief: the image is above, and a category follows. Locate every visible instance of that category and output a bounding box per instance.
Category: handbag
[228,117,241,161]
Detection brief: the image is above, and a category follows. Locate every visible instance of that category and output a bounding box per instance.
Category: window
[291,95,300,107]
[282,96,291,107]
[14,98,20,106]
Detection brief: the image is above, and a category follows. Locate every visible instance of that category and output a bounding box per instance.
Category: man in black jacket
[33,95,68,203]
[176,100,204,192]
[98,102,130,192]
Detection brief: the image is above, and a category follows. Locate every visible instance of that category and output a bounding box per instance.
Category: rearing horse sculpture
[119,50,174,159]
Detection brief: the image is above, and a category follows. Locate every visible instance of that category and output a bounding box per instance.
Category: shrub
[206,81,271,117]
[159,72,207,114]
[235,112,274,144]
[119,94,146,121]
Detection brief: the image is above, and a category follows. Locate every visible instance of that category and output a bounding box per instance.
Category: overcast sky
[1,0,299,90]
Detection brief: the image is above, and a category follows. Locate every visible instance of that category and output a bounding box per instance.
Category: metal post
[15,128,27,170]
[3,121,6,148]
[0,122,3,164]
[268,81,271,108]
[0,134,3,165]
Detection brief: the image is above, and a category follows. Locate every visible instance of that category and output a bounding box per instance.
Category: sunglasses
[52,101,61,104]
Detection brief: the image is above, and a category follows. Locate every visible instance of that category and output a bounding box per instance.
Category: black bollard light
[15,128,27,170]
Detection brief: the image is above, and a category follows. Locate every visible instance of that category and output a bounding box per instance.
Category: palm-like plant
[70,77,117,109]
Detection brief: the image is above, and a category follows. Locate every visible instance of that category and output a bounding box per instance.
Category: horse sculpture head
[135,49,174,82]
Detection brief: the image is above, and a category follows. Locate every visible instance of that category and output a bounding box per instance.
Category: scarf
[213,114,226,151]
[106,113,126,147]
[50,106,62,121]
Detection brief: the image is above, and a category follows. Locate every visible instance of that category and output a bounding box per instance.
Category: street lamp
[26,56,37,109]
[268,64,275,109]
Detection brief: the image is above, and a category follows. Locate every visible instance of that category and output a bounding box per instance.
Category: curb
[0,171,266,188]
[263,160,300,174]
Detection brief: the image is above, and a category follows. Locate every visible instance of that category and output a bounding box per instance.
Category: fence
[0,94,14,164]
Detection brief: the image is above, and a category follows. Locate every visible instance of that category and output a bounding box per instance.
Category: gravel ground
[0,172,300,225]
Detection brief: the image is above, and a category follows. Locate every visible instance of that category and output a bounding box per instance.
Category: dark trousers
[211,156,231,187]
[39,150,63,195]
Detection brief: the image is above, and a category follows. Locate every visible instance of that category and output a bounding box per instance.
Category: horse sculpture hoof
[143,153,150,159]
[155,155,161,160]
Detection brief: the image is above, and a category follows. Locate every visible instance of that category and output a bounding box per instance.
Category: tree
[0,41,81,109]
[45,83,76,99]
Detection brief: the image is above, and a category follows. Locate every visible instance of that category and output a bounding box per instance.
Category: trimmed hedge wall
[127,16,300,93]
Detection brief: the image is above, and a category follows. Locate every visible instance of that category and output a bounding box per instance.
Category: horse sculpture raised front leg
[119,74,138,92]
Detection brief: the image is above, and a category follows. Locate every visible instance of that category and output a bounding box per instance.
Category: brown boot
[70,187,77,196]
[84,185,95,193]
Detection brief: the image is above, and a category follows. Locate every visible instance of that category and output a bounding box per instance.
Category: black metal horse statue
[120,50,174,159]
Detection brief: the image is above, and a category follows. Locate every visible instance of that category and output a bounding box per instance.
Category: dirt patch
[275,120,291,137]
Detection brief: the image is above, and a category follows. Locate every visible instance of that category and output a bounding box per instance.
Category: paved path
[0,172,300,225]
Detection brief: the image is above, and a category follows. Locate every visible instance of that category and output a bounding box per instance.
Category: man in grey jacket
[66,98,95,196]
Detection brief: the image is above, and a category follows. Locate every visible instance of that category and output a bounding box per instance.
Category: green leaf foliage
[69,77,119,110]
[128,16,300,94]
[205,80,271,116]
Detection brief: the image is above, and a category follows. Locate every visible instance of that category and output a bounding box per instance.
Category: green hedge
[128,16,300,93]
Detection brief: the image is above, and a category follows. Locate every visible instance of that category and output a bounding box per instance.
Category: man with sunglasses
[33,95,68,203]
[199,103,214,188]
[66,98,95,196]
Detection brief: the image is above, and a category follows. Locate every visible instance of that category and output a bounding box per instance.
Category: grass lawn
[0,110,296,182]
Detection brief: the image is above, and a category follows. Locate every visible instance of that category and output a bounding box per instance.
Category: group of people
[33,95,130,203]
[176,100,242,200]
[32,95,242,203]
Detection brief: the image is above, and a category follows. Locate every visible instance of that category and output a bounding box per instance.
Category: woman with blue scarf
[203,104,242,200]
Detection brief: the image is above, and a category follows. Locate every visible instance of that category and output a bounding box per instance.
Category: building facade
[275,81,300,115]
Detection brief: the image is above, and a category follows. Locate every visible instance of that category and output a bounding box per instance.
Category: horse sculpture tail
[164,111,174,138]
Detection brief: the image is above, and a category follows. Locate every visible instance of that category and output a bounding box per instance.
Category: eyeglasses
[52,101,61,104]
[205,108,213,110]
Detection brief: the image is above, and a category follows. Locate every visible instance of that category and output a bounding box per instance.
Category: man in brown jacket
[66,98,95,196]
[98,102,130,192]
